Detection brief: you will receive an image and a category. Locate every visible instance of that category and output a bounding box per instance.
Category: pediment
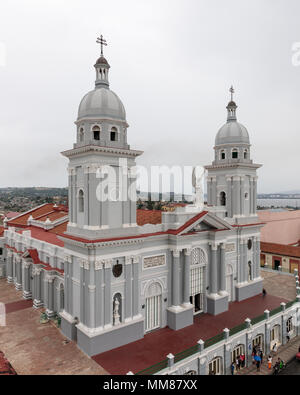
[178,211,232,236]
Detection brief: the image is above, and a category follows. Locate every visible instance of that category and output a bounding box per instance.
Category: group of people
[230,353,245,375]
[252,345,263,371]
[272,357,285,374]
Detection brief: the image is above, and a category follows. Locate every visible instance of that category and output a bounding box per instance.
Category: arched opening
[208,357,222,375]
[271,324,281,349]
[252,334,264,351]
[232,148,238,159]
[110,127,118,141]
[220,150,226,160]
[220,191,226,206]
[232,344,246,370]
[145,282,162,332]
[113,293,122,326]
[78,190,84,213]
[92,126,100,141]
[244,149,248,159]
[190,248,206,314]
[79,128,84,142]
[286,317,293,336]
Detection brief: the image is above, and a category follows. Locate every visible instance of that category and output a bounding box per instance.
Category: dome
[78,88,126,121]
[215,121,250,146]
[95,56,109,65]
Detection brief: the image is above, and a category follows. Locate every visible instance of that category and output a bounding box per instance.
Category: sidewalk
[236,335,300,375]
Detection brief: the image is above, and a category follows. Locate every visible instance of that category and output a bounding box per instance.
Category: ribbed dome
[78,88,126,121]
[215,121,250,146]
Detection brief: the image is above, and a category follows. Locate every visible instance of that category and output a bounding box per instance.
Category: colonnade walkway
[236,335,300,375]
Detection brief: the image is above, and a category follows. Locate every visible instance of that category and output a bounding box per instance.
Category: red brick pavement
[4,299,33,314]
[92,294,287,375]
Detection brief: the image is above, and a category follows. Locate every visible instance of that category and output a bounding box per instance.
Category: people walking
[262,288,267,297]
[267,355,272,370]
[230,362,235,375]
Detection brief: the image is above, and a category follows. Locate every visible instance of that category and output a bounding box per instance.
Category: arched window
[286,317,293,333]
[220,150,226,160]
[232,148,238,159]
[92,126,100,141]
[110,127,118,141]
[78,190,84,213]
[244,149,248,159]
[220,191,226,206]
[208,357,222,375]
[79,128,84,142]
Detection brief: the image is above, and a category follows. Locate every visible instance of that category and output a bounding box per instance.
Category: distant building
[258,210,300,272]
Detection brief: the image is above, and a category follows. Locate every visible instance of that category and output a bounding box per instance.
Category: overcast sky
[0,0,299,193]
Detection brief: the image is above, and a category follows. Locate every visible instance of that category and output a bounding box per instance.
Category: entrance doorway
[190,248,206,315]
[208,357,222,375]
[145,282,162,333]
[271,325,281,349]
[190,265,205,314]
[273,259,281,271]
[252,334,264,350]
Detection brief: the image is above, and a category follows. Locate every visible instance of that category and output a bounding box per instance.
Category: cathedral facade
[1,47,263,357]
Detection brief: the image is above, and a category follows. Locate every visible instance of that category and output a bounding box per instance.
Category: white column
[210,243,218,295]
[240,176,245,216]
[183,249,191,305]
[171,249,181,307]
[219,243,226,294]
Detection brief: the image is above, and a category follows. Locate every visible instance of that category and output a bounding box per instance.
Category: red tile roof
[7,204,68,228]
[261,241,300,259]
[60,211,210,244]
[136,209,162,226]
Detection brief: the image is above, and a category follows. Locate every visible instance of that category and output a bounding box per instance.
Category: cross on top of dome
[230,85,234,102]
[96,34,107,57]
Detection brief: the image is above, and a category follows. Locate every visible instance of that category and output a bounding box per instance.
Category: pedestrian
[236,357,240,371]
[256,359,261,372]
[267,355,272,370]
[259,349,263,363]
[262,288,267,297]
[230,362,235,376]
[286,334,290,343]
[279,358,284,370]
[240,353,245,368]
[273,361,279,375]
[272,343,277,354]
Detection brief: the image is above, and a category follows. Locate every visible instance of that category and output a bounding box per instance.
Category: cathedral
[0,42,263,357]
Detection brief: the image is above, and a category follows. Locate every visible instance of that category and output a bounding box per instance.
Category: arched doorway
[271,324,281,349]
[252,334,264,351]
[208,357,222,375]
[232,344,246,369]
[145,282,162,332]
[189,248,206,314]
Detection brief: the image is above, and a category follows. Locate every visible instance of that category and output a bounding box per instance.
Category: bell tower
[205,87,262,224]
[61,37,143,239]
